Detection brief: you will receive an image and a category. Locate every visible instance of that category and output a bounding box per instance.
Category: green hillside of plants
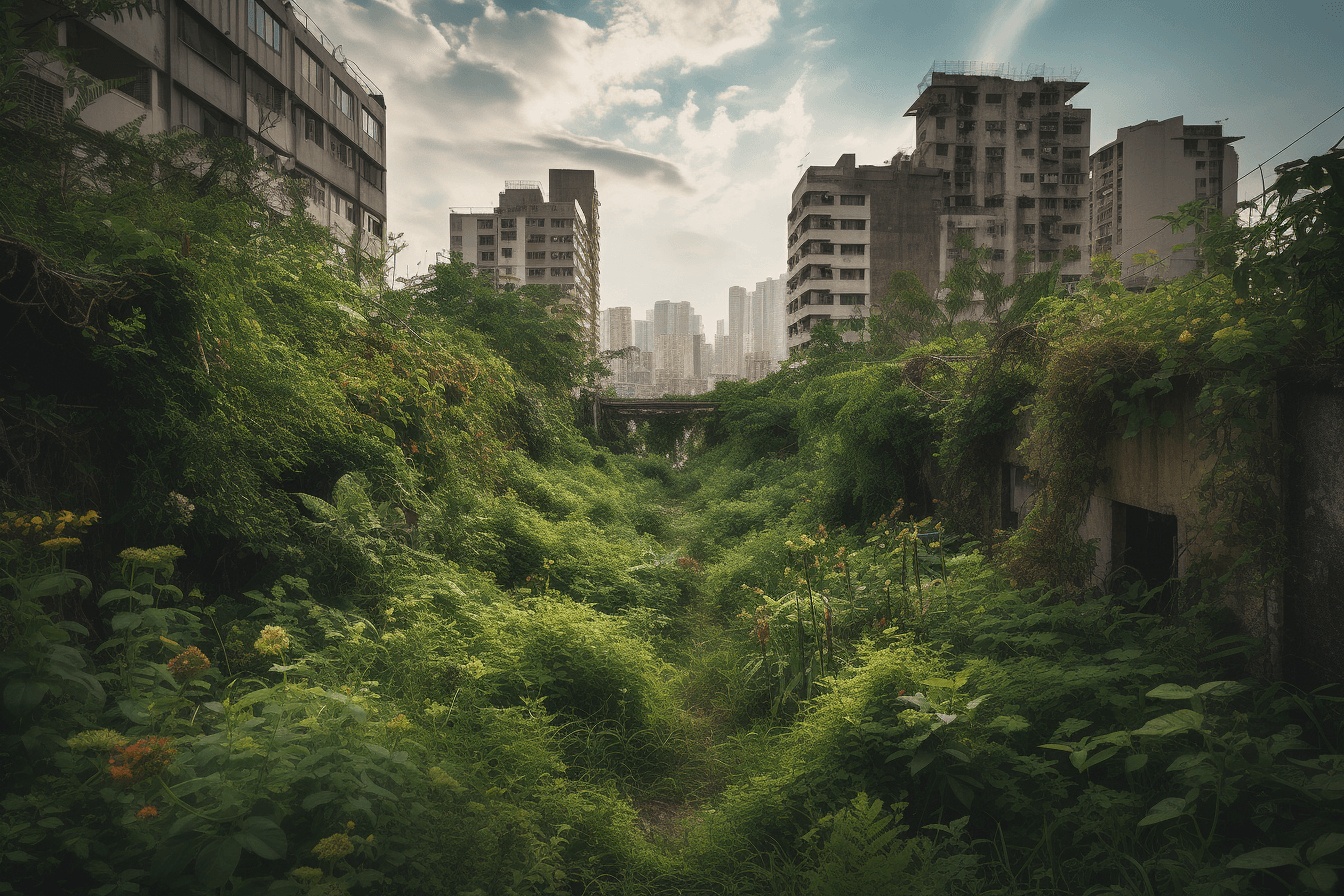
[4,18,1344,894]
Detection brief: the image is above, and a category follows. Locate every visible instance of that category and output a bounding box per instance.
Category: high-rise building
[449,170,600,346]
[1089,117,1241,289]
[905,63,1092,289]
[784,153,942,352]
[21,0,389,254]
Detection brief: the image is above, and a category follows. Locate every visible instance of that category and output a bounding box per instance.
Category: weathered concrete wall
[1283,374,1344,688]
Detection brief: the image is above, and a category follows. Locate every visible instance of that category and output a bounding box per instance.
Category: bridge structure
[592,396,718,429]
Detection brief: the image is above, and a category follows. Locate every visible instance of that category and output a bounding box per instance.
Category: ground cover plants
[3,21,1343,892]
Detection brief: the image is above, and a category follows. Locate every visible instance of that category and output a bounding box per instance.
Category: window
[986,120,1006,131]
[984,195,1004,208]
[1064,148,1082,160]
[526,234,545,243]
[299,45,322,90]
[985,93,1003,104]
[1064,121,1083,135]
[500,231,516,241]
[525,217,546,227]
[1023,224,1036,234]
[1021,172,1035,183]
[178,8,236,77]
[838,219,866,230]
[329,137,354,168]
[1040,93,1058,106]
[1018,93,1035,107]
[331,192,356,224]
[246,65,284,113]
[551,267,573,276]
[364,212,383,238]
[478,218,494,228]
[953,195,974,207]
[1041,172,1059,184]
[838,269,865,280]
[551,218,573,227]
[330,76,353,119]
[838,294,866,305]
[1039,249,1058,261]
[361,107,381,144]
[1040,198,1059,210]
[936,143,949,156]
[839,244,865,255]
[526,251,546,260]
[247,0,283,54]
[499,218,516,228]
[1021,148,1035,158]
[992,249,1005,261]
[1061,173,1083,185]
[957,119,976,132]
[358,156,384,191]
[303,109,323,145]
[550,251,573,261]
[479,251,495,262]
[1063,199,1083,211]
[960,91,978,105]
[936,116,947,129]
[1016,120,1032,133]
[478,235,494,246]
[986,146,1005,160]
[1017,197,1036,208]
[1062,224,1081,234]
[550,234,572,243]
[501,248,512,259]
[305,175,325,206]
[528,268,545,277]
[839,194,865,205]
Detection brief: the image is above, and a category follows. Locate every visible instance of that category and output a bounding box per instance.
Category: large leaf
[1137,797,1187,827]
[234,816,286,861]
[1227,846,1301,869]
[195,837,242,889]
[1132,709,1204,737]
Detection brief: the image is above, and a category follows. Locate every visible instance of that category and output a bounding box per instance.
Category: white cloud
[629,114,672,142]
[717,84,750,101]
[801,26,834,51]
[972,0,1053,63]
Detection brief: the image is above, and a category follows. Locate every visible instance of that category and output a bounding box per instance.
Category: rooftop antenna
[797,152,810,170]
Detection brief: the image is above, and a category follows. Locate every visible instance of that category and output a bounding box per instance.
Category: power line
[1112,104,1344,283]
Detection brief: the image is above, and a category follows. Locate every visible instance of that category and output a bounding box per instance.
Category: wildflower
[166,492,195,523]
[40,537,82,551]
[167,646,211,683]
[108,737,176,785]
[80,510,100,525]
[137,805,158,819]
[68,729,128,752]
[119,545,186,568]
[1178,329,1194,344]
[291,867,324,885]
[312,832,354,861]
[386,714,411,733]
[254,625,291,656]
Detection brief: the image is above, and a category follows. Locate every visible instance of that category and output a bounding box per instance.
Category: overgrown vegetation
[4,16,1343,893]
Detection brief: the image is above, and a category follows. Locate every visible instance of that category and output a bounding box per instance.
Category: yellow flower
[40,537,82,550]
[68,729,128,752]
[386,714,411,733]
[312,832,354,861]
[1178,330,1194,344]
[254,625,291,656]
[291,867,324,884]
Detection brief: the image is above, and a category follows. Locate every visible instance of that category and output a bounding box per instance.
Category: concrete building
[1089,116,1241,288]
[449,169,600,346]
[19,0,389,255]
[905,63,1092,292]
[784,153,942,352]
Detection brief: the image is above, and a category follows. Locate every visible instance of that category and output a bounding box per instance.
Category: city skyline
[300,0,1342,325]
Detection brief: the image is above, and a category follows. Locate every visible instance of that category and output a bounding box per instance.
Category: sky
[302,0,1344,326]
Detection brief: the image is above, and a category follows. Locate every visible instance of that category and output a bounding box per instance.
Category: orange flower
[137,805,158,819]
[108,737,176,785]
[167,646,211,683]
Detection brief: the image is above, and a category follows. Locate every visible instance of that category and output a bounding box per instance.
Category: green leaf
[3,680,49,714]
[195,837,242,889]
[1299,864,1338,892]
[1145,683,1197,700]
[1132,709,1204,737]
[234,816,286,861]
[302,791,338,810]
[1124,753,1148,773]
[1137,797,1187,827]
[1227,846,1301,869]
[1307,832,1344,864]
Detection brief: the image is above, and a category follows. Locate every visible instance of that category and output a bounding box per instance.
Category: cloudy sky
[306,0,1344,326]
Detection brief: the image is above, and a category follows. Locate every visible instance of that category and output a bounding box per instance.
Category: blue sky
[305,0,1344,325]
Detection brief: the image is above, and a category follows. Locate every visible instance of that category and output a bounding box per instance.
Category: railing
[918,61,1082,94]
[288,1,382,97]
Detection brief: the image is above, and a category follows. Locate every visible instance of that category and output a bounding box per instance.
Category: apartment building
[448,169,601,346]
[784,153,942,351]
[1089,116,1241,288]
[905,64,1092,292]
[21,0,388,253]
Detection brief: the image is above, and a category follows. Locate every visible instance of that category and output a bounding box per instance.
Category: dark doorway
[1110,501,1178,606]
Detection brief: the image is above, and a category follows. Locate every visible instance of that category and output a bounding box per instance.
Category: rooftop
[917,61,1082,94]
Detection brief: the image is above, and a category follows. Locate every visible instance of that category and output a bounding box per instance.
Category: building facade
[1089,116,1241,288]
[23,0,388,254]
[784,153,942,352]
[448,170,600,346]
[905,65,1092,293]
